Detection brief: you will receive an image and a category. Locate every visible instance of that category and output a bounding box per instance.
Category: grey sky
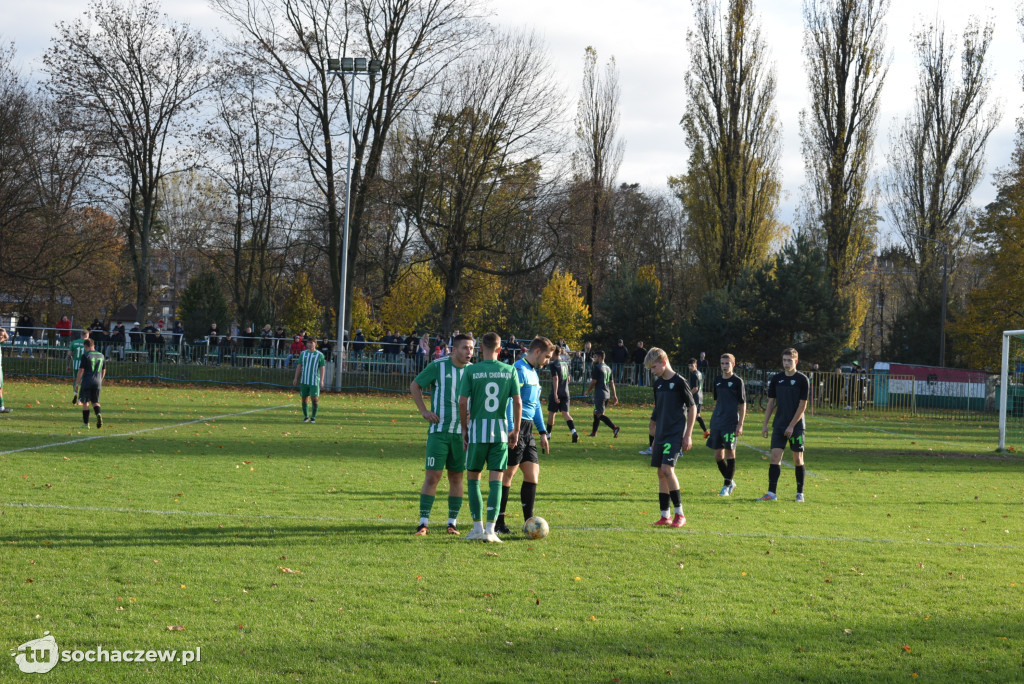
[6,0,1021,240]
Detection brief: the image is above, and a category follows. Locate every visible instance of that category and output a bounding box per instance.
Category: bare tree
[573,46,624,313]
[801,0,889,325]
[677,0,784,287]
[395,29,565,332]
[886,18,999,299]
[211,0,480,334]
[43,0,208,318]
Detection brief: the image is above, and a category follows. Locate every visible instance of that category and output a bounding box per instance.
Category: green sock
[311,402,318,418]
[486,481,502,522]
[447,496,463,521]
[302,402,308,418]
[0,397,4,408]
[468,480,483,521]
[418,494,435,519]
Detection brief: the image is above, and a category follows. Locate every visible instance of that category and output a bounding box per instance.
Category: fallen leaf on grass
[167,625,185,631]
[902,645,912,652]
[278,567,301,574]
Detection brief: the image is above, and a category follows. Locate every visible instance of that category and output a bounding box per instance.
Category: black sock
[658,492,670,513]
[768,464,781,494]
[498,485,510,520]
[600,415,615,428]
[93,405,101,415]
[82,409,90,424]
[669,489,681,508]
[521,481,537,521]
[716,459,729,483]
[566,419,575,433]
[592,416,600,433]
[649,434,654,446]
[725,458,736,483]
[795,465,805,494]
[697,416,707,432]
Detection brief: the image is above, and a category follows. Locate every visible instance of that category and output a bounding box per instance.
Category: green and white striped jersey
[413,357,470,434]
[70,338,86,363]
[297,349,326,386]
[457,359,521,444]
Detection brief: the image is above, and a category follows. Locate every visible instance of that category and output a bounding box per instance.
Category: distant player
[759,347,810,502]
[496,337,556,535]
[68,329,89,404]
[587,350,619,437]
[0,327,11,414]
[545,346,578,443]
[644,347,696,527]
[688,358,710,439]
[410,333,476,536]
[75,338,106,428]
[458,332,522,543]
[292,337,326,423]
[707,353,746,496]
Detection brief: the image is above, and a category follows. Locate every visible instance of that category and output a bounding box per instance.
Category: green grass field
[1,379,1021,683]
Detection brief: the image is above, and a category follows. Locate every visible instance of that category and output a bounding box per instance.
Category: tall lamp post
[913,232,949,368]
[327,56,380,391]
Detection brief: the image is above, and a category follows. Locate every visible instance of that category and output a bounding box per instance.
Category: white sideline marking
[738,441,820,477]
[2,501,1016,550]
[0,404,292,456]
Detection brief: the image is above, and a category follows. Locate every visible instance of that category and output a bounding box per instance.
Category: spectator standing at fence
[0,327,13,413]
[582,341,593,380]
[111,322,126,359]
[142,321,157,355]
[206,322,221,363]
[287,335,305,366]
[293,337,326,423]
[610,339,629,383]
[352,329,365,359]
[418,331,431,369]
[69,330,90,404]
[129,322,144,355]
[697,351,709,382]
[632,341,648,386]
[241,326,255,364]
[56,315,72,345]
[172,321,185,350]
[260,324,274,361]
[15,312,35,356]
[404,332,419,373]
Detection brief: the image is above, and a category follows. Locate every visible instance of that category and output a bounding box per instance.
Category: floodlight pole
[913,233,949,368]
[327,56,381,391]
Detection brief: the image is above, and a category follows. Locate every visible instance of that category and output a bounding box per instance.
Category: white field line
[737,440,820,477]
[1,501,1016,550]
[0,404,292,457]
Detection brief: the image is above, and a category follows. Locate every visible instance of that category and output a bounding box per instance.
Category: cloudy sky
[6,0,1021,239]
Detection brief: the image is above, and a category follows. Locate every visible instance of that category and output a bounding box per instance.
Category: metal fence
[2,336,997,420]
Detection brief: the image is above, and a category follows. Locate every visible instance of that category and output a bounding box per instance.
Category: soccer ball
[523,516,549,540]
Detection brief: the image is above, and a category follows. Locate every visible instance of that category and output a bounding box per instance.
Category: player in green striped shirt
[458,332,522,543]
[292,337,326,423]
[68,329,89,405]
[409,333,476,536]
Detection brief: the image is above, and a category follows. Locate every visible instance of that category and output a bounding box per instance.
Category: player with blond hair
[644,347,696,527]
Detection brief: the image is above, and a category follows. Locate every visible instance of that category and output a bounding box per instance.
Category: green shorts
[466,441,508,472]
[299,383,320,398]
[425,432,466,472]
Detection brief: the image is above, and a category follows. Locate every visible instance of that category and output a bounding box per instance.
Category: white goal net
[999,330,1024,452]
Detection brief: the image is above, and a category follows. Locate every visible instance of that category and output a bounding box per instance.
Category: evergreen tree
[177,270,230,342]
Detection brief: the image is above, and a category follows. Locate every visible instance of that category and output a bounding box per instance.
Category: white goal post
[999,329,1024,452]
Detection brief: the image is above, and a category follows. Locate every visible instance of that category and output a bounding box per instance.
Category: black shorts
[770,425,805,452]
[594,392,611,414]
[508,422,539,467]
[79,386,101,404]
[651,439,682,467]
[547,394,569,413]
[706,428,738,451]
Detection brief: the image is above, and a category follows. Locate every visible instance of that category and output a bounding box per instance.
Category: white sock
[419,517,429,526]
[473,521,484,533]
[448,517,457,526]
[674,505,684,516]
[661,509,670,519]
[485,522,495,534]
